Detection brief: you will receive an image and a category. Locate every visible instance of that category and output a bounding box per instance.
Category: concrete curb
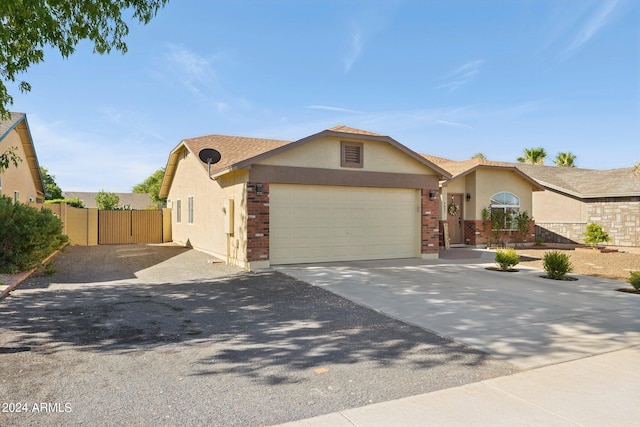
[0,243,68,301]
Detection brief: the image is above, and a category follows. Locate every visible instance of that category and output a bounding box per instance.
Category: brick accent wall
[246,182,270,262]
[421,189,440,255]
[440,219,536,247]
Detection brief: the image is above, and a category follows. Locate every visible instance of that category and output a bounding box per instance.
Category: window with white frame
[490,192,519,230]
[188,196,194,224]
[176,199,182,223]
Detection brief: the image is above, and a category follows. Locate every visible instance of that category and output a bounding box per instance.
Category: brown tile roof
[181,134,291,176]
[328,125,385,137]
[515,164,640,198]
[421,154,524,178]
[422,153,640,198]
[160,125,452,198]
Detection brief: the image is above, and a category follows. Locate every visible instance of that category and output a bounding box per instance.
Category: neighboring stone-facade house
[63,192,156,210]
[0,112,45,203]
[516,164,640,247]
[159,126,450,269]
[421,155,544,247]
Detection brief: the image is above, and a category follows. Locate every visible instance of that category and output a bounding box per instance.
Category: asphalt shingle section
[0,112,25,139]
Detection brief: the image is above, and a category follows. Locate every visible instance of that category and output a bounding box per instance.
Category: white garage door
[270,184,419,264]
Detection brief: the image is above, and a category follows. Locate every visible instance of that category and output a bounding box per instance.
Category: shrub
[0,196,68,274]
[583,223,610,248]
[495,248,520,271]
[514,211,533,246]
[95,190,119,210]
[45,197,85,208]
[543,250,573,280]
[534,236,545,246]
[630,271,640,291]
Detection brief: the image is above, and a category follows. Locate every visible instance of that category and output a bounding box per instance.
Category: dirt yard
[515,245,640,283]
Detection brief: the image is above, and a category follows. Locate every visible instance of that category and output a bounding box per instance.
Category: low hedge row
[0,196,68,274]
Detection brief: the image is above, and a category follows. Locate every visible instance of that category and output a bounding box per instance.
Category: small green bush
[583,223,610,248]
[534,236,545,246]
[630,271,640,291]
[45,197,85,208]
[0,196,68,274]
[543,250,573,280]
[95,190,120,210]
[495,247,520,271]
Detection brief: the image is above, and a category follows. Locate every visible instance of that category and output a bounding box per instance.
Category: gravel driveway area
[0,245,518,426]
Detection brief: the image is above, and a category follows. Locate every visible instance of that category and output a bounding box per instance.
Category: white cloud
[562,0,620,57]
[26,114,169,193]
[164,43,217,95]
[343,23,364,73]
[437,119,474,130]
[307,105,363,114]
[436,59,485,92]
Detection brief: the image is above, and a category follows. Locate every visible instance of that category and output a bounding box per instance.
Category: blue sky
[8,0,640,192]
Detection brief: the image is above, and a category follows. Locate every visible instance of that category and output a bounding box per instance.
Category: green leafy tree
[0,0,169,120]
[0,145,21,173]
[39,166,63,200]
[95,190,120,210]
[583,223,610,248]
[517,147,547,165]
[554,152,577,167]
[471,153,486,160]
[633,161,640,177]
[132,168,166,203]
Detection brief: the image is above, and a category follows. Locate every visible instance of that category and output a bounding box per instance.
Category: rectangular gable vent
[341,142,363,168]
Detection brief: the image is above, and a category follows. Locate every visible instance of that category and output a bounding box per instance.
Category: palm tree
[471,152,486,160]
[517,147,547,165]
[554,152,577,167]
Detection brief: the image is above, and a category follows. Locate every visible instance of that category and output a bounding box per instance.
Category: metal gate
[98,210,163,244]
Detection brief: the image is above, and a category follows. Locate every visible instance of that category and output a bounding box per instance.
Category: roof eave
[3,114,46,199]
[220,129,453,179]
[159,142,187,199]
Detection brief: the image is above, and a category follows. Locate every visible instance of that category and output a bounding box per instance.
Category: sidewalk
[276,346,640,426]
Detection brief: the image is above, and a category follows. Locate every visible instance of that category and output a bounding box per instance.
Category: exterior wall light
[466,193,471,201]
[429,190,437,200]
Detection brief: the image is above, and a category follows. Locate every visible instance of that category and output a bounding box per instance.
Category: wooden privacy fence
[34,203,171,246]
[98,210,166,244]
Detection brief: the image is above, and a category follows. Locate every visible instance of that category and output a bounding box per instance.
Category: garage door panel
[270,185,419,264]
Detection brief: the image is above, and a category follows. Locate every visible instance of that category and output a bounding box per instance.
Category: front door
[447,194,464,244]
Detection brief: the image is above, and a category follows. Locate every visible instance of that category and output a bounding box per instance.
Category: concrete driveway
[276,248,640,369]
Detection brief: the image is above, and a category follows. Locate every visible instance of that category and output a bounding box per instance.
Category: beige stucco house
[422,155,544,247]
[516,164,640,247]
[159,125,450,269]
[0,112,45,203]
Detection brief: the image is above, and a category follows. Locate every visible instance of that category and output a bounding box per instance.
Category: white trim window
[176,199,182,223]
[490,192,520,230]
[188,196,194,224]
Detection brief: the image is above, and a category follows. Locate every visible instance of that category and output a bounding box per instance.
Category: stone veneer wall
[537,197,639,247]
[246,182,270,262]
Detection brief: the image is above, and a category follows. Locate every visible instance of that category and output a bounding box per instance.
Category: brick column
[246,182,270,264]
[421,189,440,257]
